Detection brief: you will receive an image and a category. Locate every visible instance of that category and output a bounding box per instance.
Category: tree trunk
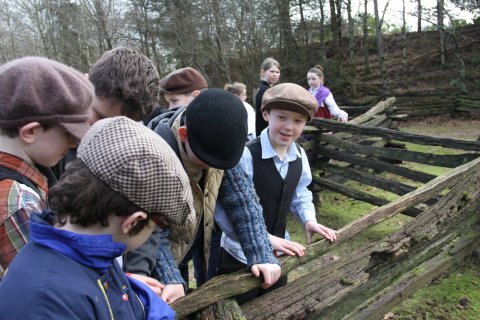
[298,0,309,47]
[347,0,356,96]
[329,0,340,54]
[402,0,407,65]
[417,0,422,33]
[363,0,370,73]
[319,0,326,61]
[373,0,389,93]
[275,0,297,51]
[437,0,446,65]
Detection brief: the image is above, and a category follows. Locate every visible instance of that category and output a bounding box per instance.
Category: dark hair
[88,47,160,121]
[0,123,52,138]
[224,82,246,96]
[307,65,325,79]
[50,159,149,236]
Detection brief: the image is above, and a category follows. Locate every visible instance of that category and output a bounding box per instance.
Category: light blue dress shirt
[215,128,317,264]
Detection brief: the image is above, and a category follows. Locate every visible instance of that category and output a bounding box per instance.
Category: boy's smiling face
[263,109,307,150]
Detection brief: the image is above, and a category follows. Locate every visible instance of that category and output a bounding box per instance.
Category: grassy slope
[286,116,480,319]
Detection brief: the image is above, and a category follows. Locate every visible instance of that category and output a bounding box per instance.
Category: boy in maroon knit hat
[0,56,93,278]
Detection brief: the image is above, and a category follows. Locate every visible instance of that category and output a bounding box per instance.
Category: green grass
[285,117,480,318]
[392,257,480,320]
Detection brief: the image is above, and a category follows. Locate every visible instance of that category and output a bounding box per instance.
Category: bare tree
[298,0,309,47]
[80,0,115,53]
[373,0,390,93]
[276,0,297,51]
[329,0,341,53]
[346,0,357,95]
[362,0,370,73]
[417,0,422,32]
[402,0,407,65]
[0,1,18,60]
[318,0,327,61]
[437,0,446,65]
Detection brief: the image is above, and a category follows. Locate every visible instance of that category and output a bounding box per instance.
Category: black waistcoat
[247,138,302,237]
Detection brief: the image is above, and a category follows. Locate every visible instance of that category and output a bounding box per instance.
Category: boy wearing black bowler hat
[126,88,283,303]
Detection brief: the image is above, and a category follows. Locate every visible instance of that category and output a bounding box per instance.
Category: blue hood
[30,210,127,273]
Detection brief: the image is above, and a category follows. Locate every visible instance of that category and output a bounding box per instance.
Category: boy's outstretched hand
[127,273,165,296]
[304,220,338,244]
[160,283,185,304]
[269,234,305,257]
[251,263,282,289]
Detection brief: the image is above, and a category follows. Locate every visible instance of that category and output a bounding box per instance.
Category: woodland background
[1,0,479,107]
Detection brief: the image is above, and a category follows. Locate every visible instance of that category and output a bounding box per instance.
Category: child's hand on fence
[251,263,281,289]
[160,283,185,304]
[268,234,305,257]
[126,273,165,296]
[304,220,338,244]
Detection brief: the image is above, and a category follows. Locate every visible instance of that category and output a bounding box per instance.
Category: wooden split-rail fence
[171,97,480,319]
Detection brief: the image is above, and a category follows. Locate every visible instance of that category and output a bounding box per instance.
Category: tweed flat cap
[186,88,247,169]
[160,67,208,94]
[0,56,93,139]
[77,116,194,226]
[262,83,318,121]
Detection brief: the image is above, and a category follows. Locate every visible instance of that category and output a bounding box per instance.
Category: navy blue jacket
[0,211,174,320]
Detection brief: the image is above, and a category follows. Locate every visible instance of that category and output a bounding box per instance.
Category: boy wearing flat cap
[144,67,208,125]
[127,88,283,303]
[0,57,93,278]
[0,117,194,319]
[216,83,339,304]
[160,67,207,110]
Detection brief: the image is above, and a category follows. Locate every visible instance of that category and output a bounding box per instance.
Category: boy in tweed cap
[216,83,338,304]
[0,56,93,278]
[144,67,208,125]
[0,117,194,320]
[159,67,207,111]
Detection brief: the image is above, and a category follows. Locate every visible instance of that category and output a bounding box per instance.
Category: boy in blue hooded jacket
[0,117,194,320]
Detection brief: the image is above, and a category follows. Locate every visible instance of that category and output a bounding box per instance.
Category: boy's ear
[178,126,188,143]
[191,90,201,97]
[262,110,270,122]
[19,122,42,144]
[121,211,148,234]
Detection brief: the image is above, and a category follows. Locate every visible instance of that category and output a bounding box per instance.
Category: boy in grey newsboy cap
[0,116,194,320]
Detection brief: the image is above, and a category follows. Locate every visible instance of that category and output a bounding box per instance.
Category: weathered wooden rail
[343,94,480,120]
[170,97,480,319]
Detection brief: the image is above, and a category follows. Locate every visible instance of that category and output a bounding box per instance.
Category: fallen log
[313,145,436,183]
[309,119,480,152]
[318,134,478,168]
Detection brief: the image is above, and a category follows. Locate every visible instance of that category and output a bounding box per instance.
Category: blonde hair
[260,57,281,78]
[224,82,247,96]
